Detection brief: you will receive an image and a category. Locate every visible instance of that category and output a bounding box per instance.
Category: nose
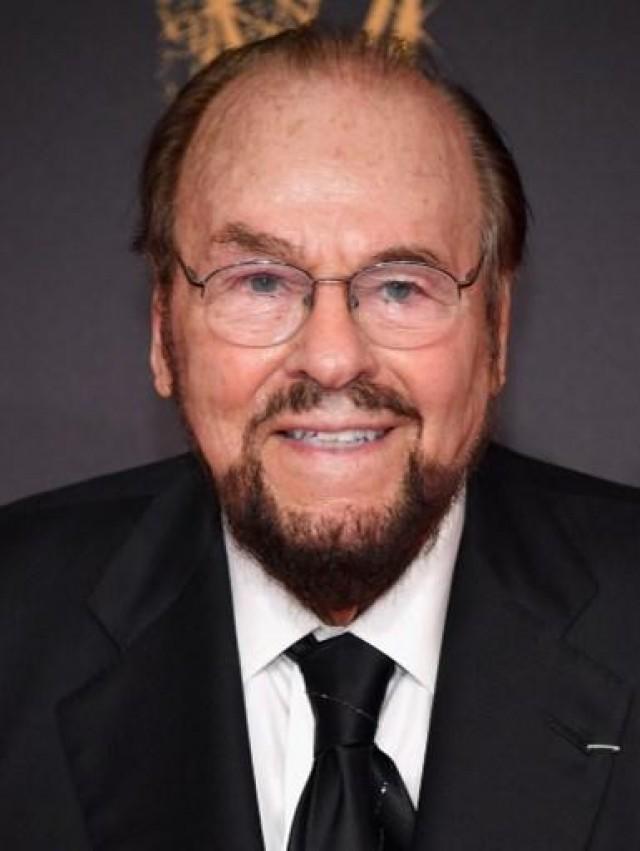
[283,282,378,389]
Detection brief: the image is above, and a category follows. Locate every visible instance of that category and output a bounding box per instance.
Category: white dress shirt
[225,493,465,851]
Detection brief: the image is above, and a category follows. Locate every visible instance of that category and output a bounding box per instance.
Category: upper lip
[270,416,403,434]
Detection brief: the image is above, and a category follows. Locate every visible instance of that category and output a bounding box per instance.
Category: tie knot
[288,633,395,755]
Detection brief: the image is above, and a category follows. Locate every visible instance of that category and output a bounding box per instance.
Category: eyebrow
[368,245,448,269]
[208,222,302,263]
[208,222,448,272]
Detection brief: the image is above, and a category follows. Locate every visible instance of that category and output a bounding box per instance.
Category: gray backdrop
[2,0,639,505]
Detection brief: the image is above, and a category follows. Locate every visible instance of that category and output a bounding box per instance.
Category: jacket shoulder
[474,444,640,590]
[1,453,197,516]
[0,454,199,599]
[479,443,640,505]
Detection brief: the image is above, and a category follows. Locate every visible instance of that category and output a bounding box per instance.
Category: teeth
[285,429,384,445]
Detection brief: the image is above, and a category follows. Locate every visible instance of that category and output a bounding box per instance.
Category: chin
[266,485,400,517]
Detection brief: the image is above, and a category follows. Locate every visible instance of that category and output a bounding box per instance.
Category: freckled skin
[151,68,511,521]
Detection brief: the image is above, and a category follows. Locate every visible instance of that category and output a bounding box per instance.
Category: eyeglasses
[176,253,484,349]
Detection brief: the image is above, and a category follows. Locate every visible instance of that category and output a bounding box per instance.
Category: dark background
[2,0,639,505]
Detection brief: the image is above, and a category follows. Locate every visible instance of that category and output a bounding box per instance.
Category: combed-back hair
[133,24,527,312]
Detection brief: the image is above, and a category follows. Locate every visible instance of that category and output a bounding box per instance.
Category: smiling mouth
[280,428,389,447]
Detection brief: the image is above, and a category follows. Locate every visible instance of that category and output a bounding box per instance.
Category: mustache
[248,378,422,433]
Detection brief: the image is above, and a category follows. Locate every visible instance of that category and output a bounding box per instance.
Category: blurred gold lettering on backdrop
[157,0,429,94]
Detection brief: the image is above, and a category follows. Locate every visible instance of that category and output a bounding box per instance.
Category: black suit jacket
[1,445,639,849]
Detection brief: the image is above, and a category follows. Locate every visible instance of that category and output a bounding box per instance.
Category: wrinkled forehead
[175,64,483,261]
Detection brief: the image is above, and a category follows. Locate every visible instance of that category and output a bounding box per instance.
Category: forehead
[175,65,483,268]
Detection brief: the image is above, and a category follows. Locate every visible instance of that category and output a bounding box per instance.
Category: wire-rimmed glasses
[176,253,484,349]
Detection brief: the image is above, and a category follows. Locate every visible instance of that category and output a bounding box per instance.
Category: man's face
[151,68,509,612]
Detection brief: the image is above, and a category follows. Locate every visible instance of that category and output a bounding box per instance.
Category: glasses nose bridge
[305,274,358,316]
[311,273,353,288]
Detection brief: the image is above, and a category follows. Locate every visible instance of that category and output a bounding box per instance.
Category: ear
[491,276,512,394]
[150,287,173,398]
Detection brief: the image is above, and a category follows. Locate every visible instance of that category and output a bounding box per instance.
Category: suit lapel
[57,461,264,851]
[412,457,632,850]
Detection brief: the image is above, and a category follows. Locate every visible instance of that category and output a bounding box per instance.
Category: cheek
[171,316,282,474]
[398,325,495,462]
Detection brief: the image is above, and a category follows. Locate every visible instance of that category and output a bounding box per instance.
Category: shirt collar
[226,490,465,693]
[225,528,320,682]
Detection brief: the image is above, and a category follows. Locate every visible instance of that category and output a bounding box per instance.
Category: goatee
[217,379,470,621]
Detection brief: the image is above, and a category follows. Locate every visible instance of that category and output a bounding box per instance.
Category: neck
[325,606,358,626]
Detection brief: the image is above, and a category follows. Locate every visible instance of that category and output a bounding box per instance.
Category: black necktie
[287,633,416,851]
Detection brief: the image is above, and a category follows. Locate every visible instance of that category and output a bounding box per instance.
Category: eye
[380,279,422,303]
[244,272,284,294]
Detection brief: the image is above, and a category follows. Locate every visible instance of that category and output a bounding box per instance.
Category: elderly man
[1,25,639,851]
